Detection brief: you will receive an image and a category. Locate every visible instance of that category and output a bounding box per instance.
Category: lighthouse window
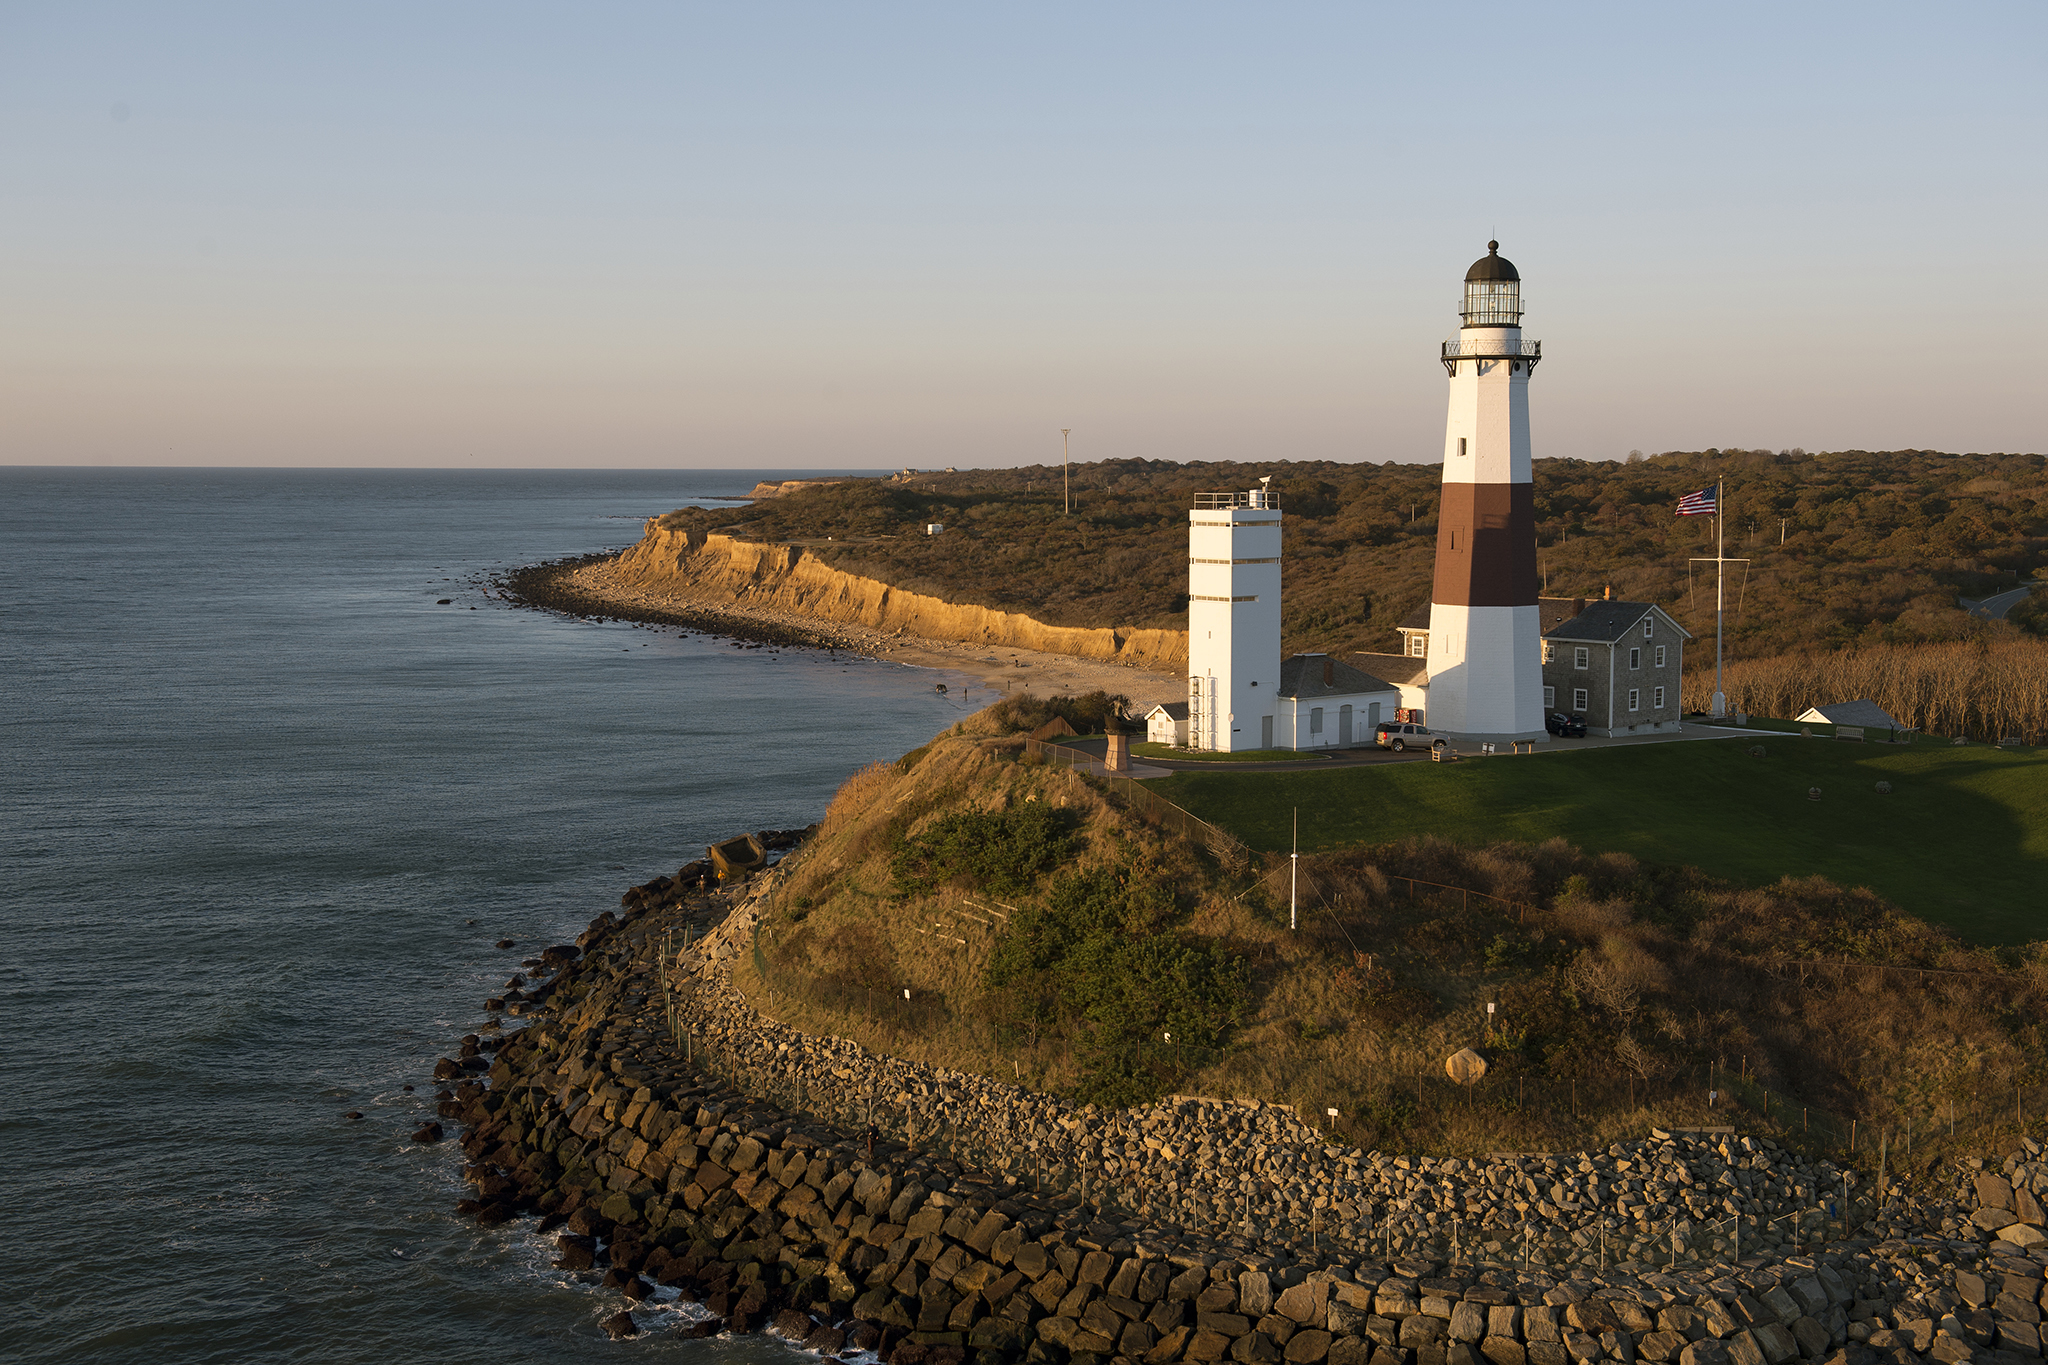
[1457,438,1467,458]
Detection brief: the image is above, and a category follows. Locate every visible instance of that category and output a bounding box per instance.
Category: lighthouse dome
[1460,240,1522,327]
[1464,241,1519,282]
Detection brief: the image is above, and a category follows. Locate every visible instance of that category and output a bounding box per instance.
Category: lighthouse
[1425,242,1548,743]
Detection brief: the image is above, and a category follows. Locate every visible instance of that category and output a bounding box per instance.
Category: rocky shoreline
[429,840,2048,1365]
[498,553,868,653]
[493,554,1183,709]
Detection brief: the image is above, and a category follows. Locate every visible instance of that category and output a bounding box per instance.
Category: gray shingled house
[1541,599,1692,736]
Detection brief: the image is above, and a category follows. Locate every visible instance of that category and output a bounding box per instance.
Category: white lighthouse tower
[1186,480,1282,752]
[1426,242,1548,743]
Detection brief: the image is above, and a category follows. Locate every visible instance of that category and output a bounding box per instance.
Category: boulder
[603,1310,637,1340]
[1286,1331,1334,1363]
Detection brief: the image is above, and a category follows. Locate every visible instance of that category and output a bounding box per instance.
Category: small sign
[1326,1107,1339,1118]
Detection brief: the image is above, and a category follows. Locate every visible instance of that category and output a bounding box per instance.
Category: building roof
[1538,596,1588,632]
[1276,653,1399,700]
[1542,600,1694,643]
[1794,699,1900,729]
[1398,602,1431,631]
[1465,241,1520,283]
[1351,652,1429,686]
[1145,701,1190,721]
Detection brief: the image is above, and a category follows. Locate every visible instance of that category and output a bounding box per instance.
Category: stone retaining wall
[431,860,2046,1365]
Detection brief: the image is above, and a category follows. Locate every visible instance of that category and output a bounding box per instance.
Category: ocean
[0,468,981,1364]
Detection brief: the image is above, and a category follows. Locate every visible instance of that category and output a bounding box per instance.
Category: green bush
[986,689,1132,737]
[986,865,1247,1104]
[891,804,1072,898]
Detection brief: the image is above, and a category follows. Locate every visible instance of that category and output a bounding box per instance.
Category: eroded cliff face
[610,523,1188,670]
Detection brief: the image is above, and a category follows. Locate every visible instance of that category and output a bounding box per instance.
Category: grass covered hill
[1151,734,2048,945]
[743,700,2048,1162]
[657,448,2048,661]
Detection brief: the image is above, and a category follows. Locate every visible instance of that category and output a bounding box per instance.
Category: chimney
[1572,596,1586,618]
[1323,658,1335,686]
[1604,584,1612,600]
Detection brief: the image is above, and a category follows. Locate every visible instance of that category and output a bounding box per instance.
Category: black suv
[1547,712,1588,738]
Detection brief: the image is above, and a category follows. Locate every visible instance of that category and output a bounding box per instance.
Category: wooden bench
[1835,725,1865,742]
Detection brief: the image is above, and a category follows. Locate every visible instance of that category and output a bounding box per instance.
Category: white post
[1061,428,1071,516]
[1290,808,1298,931]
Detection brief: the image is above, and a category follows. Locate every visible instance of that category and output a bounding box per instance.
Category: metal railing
[1192,491,1281,510]
[1441,337,1542,358]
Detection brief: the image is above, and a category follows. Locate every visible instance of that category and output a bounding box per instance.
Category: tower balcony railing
[1193,491,1281,510]
[1440,337,1541,375]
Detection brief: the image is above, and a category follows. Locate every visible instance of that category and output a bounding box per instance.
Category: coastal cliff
[608,523,1188,671]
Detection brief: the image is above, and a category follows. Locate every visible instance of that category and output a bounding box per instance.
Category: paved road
[1961,585,2039,620]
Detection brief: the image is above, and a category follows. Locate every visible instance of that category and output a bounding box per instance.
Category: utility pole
[1061,429,1072,516]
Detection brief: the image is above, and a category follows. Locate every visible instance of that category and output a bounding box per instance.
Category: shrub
[986,689,1132,736]
[987,865,1247,1104]
[891,804,1072,897]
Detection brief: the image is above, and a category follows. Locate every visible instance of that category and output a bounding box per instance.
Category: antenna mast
[1689,478,1748,719]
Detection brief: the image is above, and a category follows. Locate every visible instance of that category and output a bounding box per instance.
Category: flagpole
[1713,478,1726,719]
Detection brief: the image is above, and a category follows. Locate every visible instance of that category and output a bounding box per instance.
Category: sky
[3,3,2043,469]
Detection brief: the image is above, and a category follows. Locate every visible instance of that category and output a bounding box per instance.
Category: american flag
[1676,487,1716,517]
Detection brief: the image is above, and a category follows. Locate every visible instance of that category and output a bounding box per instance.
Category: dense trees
[658,448,2048,661]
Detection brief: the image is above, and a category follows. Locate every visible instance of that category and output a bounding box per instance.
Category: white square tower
[1186,484,1282,751]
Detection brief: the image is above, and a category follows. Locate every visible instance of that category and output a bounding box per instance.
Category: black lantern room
[1460,241,1521,328]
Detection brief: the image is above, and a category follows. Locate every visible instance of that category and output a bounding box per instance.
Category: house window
[1628,689,1640,712]
[1543,686,1555,709]
[1629,647,1641,670]
[1409,634,1427,657]
[1572,688,1588,712]
[1541,641,1554,663]
[1310,707,1324,735]
[1643,619,1654,638]
[1654,686,1666,709]
[1655,645,1666,668]
[1573,646,1589,670]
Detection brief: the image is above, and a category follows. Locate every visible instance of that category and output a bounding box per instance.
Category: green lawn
[1130,742,1321,763]
[1150,736,2048,945]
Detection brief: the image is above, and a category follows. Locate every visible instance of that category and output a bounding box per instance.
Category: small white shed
[1795,698,1901,737]
[1144,701,1189,747]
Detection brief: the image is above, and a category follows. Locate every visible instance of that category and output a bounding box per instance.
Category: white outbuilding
[1275,654,1402,749]
[1144,701,1190,747]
